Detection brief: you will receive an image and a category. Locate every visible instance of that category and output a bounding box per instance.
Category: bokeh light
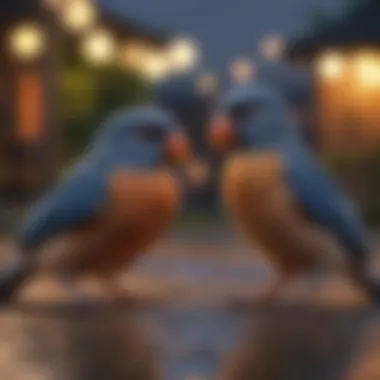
[355,52,380,88]
[61,0,96,33]
[8,22,46,61]
[317,51,343,79]
[120,42,144,68]
[168,36,200,73]
[81,29,115,65]
[141,50,171,82]
[260,34,285,60]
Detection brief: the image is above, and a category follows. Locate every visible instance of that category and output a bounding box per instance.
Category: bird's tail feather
[0,256,34,303]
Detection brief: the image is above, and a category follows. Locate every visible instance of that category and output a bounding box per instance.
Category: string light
[8,22,46,61]
[142,50,171,82]
[81,29,115,65]
[61,0,96,33]
[168,36,200,73]
[355,52,380,88]
[317,51,343,79]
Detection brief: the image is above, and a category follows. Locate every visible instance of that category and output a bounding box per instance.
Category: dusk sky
[104,0,345,72]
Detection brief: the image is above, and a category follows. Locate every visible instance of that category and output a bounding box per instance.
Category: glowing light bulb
[142,50,170,82]
[61,0,96,33]
[317,52,343,79]
[81,29,115,65]
[355,53,380,88]
[8,22,46,61]
[168,36,200,72]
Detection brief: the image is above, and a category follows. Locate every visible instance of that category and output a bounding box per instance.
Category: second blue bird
[209,83,380,306]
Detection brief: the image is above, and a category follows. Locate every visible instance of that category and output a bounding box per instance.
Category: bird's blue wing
[19,169,108,251]
[285,149,369,259]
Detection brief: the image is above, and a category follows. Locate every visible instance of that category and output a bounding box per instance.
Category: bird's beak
[166,132,190,163]
[208,113,235,149]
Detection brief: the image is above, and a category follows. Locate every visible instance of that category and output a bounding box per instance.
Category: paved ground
[0,226,380,379]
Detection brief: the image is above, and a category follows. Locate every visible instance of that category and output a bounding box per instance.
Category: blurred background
[2,0,380,226]
[1,0,380,379]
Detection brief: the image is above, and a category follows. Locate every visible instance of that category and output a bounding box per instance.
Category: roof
[0,0,169,45]
[286,0,380,60]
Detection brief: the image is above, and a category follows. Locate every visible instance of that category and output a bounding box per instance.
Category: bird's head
[90,105,191,168]
[208,84,296,151]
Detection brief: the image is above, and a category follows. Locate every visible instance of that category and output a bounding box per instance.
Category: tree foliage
[59,64,150,163]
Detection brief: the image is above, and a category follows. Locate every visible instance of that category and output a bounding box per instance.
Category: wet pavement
[2,304,380,380]
[0,226,380,379]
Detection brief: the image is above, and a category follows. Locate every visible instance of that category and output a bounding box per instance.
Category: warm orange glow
[316,52,347,152]
[17,72,43,142]
[355,52,380,88]
[317,50,380,153]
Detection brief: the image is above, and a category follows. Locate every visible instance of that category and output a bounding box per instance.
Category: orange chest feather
[222,152,287,216]
[40,170,182,275]
[220,153,342,273]
[105,170,182,232]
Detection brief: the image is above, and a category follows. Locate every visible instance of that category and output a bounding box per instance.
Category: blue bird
[208,83,380,305]
[0,105,190,304]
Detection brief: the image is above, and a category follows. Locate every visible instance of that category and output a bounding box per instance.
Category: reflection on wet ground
[219,309,378,380]
[0,303,244,380]
[1,305,380,380]
[1,227,380,379]
[0,305,160,380]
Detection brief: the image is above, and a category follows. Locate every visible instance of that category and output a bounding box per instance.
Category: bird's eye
[230,102,259,121]
[137,124,166,143]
